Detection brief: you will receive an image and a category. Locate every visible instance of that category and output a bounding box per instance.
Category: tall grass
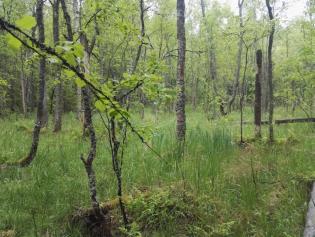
[0,108,314,236]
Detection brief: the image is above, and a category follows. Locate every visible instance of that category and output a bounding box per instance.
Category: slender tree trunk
[72,0,83,121]
[39,0,48,127]
[73,0,80,34]
[261,39,268,112]
[254,50,262,139]
[266,0,275,142]
[200,0,218,117]
[228,0,244,113]
[80,33,91,135]
[41,84,48,127]
[80,87,112,236]
[131,0,145,74]
[240,47,249,143]
[60,0,73,41]
[53,0,63,132]
[61,0,83,123]
[132,0,146,118]
[20,50,27,116]
[109,119,129,229]
[19,0,46,167]
[27,10,37,113]
[176,0,186,141]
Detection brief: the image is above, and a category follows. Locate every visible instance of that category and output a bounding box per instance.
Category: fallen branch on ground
[243,118,315,125]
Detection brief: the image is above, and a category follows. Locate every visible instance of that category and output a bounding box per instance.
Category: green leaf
[64,69,75,78]
[109,108,118,118]
[120,109,130,118]
[55,45,64,54]
[64,51,77,66]
[73,43,84,58]
[101,84,112,97]
[16,15,36,30]
[75,78,86,88]
[95,100,106,112]
[6,34,21,50]
[0,79,8,87]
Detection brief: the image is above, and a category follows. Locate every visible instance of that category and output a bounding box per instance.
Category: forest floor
[0,108,314,237]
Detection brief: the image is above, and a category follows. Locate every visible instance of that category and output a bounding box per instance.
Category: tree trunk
[61,0,83,122]
[72,0,83,121]
[80,87,112,236]
[60,0,73,41]
[28,13,37,113]
[176,0,186,141]
[228,0,244,113]
[53,0,63,132]
[240,46,249,143]
[20,50,27,116]
[80,33,91,135]
[266,0,275,142]
[19,0,46,167]
[261,39,269,112]
[254,50,262,139]
[39,0,48,127]
[200,0,218,117]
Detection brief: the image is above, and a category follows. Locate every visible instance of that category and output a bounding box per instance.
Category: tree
[73,0,83,122]
[19,0,46,166]
[176,0,186,141]
[20,48,27,116]
[266,0,275,142]
[200,0,219,117]
[228,0,244,113]
[52,0,63,132]
[254,49,262,139]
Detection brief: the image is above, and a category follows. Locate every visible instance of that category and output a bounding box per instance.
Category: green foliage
[0,79,8,86]
[74,78,86,88]
[6,34,21,50]
[16,15,36,30]
[95,100,106,112]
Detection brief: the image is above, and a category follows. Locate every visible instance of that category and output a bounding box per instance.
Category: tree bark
[74,0,83,122]
[53,0,63,132]
[80,87,112,236]
[240,46,249,143]
[61,0,82,121]
[228,0,244,113]
[131,0,145,74]
[80,33,91,135]
[19,0,46,167]
[200,0,218,117]
[20,50,27,116]
[60,0,73,41]
[266,0,275,142]
[176,0,186,141]
[132,0,146,118]
[254,50,262,139]
[38,0,48,127]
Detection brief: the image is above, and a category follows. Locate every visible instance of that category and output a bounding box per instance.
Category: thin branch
[0,17,163,160]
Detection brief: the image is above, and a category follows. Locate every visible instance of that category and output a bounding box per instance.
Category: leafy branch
[0,17,162,160]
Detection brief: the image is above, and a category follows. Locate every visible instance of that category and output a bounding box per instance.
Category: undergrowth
[0,108,314,236]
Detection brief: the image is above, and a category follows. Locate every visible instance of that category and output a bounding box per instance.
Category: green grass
[0,108,314,236]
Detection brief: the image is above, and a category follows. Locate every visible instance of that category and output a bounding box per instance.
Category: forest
[0,0,314,236]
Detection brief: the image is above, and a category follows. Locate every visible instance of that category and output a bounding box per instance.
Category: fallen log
[243,118,315,125]
[304,182,315,237]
